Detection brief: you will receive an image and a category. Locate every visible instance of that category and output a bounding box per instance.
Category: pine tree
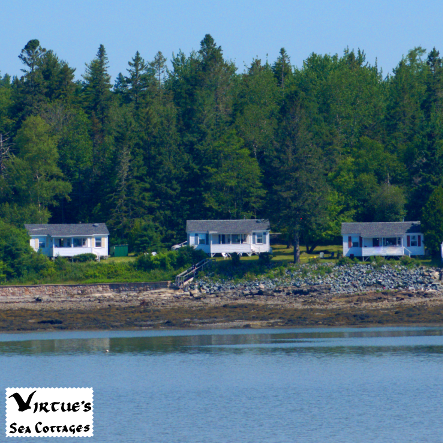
[1,116,71,223]
[125,51,149,108]
[422,187,443,255]
[82,44,112,126]
[202,130,265,218]
[272,48,292,89]
[270,94,328,262]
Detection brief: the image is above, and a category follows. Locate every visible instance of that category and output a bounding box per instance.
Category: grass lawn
[271,244,342,263]
[212,244,343,264]
[213,243,441,268]
[105,256,136,264]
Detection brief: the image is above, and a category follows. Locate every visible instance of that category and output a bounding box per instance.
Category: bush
[0,221,51,279]
[336,256,353,266]
[174,246,207,268]
[400,255,416,267]
[135,251,172,271]
[231,253,241,267]
[135,247,207,272]
[72,253,97,262]
[258,252,273,265]
[54,256,70,271]
[372,256,389,268]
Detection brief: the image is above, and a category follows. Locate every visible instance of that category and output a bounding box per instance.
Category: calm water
[1,326,443,442]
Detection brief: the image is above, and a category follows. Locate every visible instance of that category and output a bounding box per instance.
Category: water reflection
[1,327,443,358]
[2,327,443,443]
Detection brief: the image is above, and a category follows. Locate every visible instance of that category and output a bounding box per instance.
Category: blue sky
[3,0,442,82]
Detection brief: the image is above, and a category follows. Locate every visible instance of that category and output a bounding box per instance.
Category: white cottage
[341,221,424,259]
[25,223,109,258]
[186,219,271,257]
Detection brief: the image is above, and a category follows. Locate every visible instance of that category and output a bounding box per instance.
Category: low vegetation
[0,231,438,286]
[0,245,206,285]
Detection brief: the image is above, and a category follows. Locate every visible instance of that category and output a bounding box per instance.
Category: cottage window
[198,234,206,245]
[38,237,46,249]
[373,238,380,247]
[256,233,263,244]
[383,238,398,247]
[411,235,418,247]
[352,237,359,248]
[73,238,80,247]
[73,238,87,247]
[95,237,102,247]
[232,234,241,244]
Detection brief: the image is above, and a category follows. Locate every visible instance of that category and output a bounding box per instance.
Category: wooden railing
[175,258,214,288]
[171,241,188,250]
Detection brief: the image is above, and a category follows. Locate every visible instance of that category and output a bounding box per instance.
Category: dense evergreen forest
[1,35,443,257]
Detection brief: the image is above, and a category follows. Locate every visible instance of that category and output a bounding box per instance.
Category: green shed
[110,244,129,257]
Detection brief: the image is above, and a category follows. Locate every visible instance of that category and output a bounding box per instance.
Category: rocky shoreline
[1,264,443,332]
[193,262,443,294]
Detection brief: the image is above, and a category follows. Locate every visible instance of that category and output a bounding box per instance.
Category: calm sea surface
[1,326,443,442]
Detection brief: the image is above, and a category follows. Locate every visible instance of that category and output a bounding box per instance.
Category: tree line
[1,36,443,261]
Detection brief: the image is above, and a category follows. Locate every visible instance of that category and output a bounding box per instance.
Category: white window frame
[95,237,102,247]
[255,232,263,244]
[73,238,88,247]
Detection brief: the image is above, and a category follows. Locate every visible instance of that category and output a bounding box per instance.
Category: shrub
[175,246,207,268]
[0,221,50,279]
[72,253,97,263]
[258,252,273,265]
[135,251,172,271]
[336,256,353,266]
[54,257,70,271]
[372,256,389,268]
[400,255,416,266]
[231,253,241,267]
[135,247,207,272]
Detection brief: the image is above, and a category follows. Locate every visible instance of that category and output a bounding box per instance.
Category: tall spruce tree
[125,51,149,109]
[270,94,328,262]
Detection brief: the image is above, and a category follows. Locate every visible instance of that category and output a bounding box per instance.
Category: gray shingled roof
[186,219,270,234]
[341,221,421,237]
[25,223,109,237]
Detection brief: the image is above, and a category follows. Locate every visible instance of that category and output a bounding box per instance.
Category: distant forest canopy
[0,35,442,253]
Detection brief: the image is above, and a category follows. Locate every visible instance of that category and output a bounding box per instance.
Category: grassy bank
[2,244,439,286]
[6,260,176,285]
[2,247,206,286]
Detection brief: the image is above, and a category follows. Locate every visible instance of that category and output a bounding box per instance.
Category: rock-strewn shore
[1,264,443,332]
[192,263,443,295]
